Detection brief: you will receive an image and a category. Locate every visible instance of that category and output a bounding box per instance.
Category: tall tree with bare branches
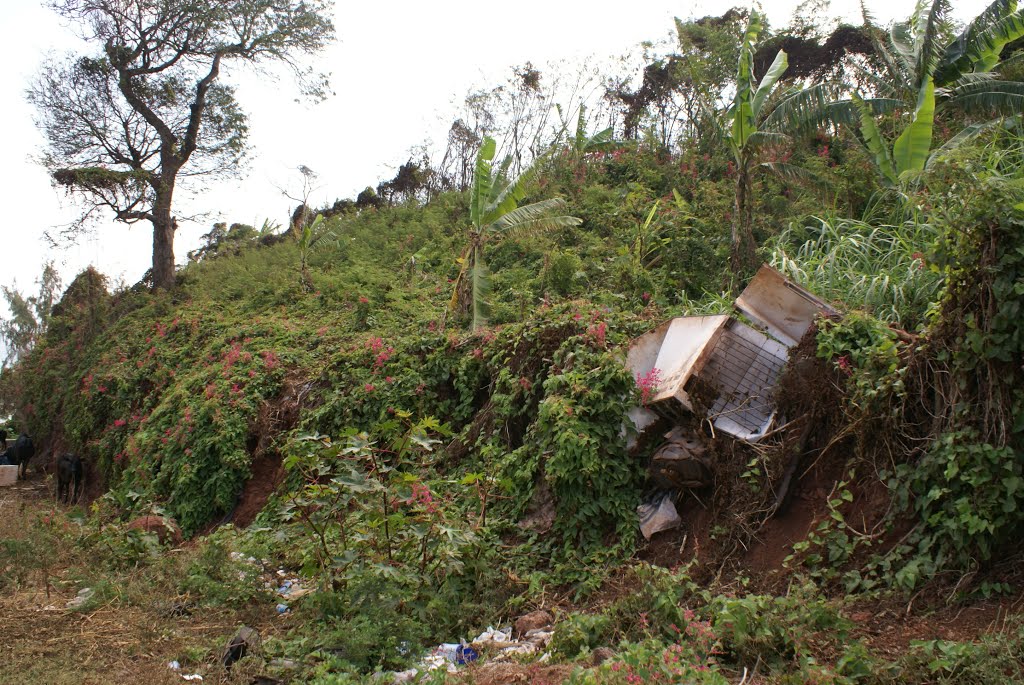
[28,0,335,290]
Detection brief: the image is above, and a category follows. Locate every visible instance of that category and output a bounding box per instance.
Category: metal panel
[695,319,788,441]
[734,265,837,347]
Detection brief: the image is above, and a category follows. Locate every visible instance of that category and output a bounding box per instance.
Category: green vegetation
[5,2,1024,683]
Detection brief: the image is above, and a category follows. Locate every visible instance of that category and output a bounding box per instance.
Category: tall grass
[769,216,943,330]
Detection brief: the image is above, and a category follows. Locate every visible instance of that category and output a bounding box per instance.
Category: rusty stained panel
[734,265,837,347]
[625,265,834,443]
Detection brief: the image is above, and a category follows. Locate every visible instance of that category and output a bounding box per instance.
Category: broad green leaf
[853,94,898,184]
[469,137,496,227]
[751,50,788,118]
[730,10,763,151]
[893,77,936,175]
[967,10,1024,72]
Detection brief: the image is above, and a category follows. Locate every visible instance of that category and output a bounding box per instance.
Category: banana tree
[725,9,789,276]
[770,0,1024,184]
[449,137,581,331]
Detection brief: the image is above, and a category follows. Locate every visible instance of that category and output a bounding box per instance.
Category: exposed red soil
[231,452,284,528]
[849,591,1024,657]
[127,514,183,544]
[449,662,577,685]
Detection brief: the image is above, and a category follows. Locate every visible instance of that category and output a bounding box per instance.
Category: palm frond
[761,161,830,190]
[752,50,789,118]
[936,0,1021,85]
[966,10,1024,72]
[926,116,1019,167]
[586,127,617,151]
[880,21,915,86]
[937,1,1024,84]
[484,158,545,225]
[491,198,580,236]
[860,0,878,28]
[747,131,788,147]
[765,87,902,136]
[893,77,936,175]
[853,94,898,184]
[946,90,1024,115]
[498,215,581,241]
[914,0,948,84]
[306,216,340,253]
[730,10,764,151]
[891,20,917,66]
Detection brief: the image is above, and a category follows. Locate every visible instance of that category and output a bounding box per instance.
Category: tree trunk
[150,177,177,290]
[729,157,756,290]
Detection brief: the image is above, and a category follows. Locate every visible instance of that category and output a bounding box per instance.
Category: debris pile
[626,266,836,537]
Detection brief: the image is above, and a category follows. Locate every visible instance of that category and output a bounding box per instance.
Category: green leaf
[470,137,496,227]
[853,94,898,184]
[751,50,788,118]
[893,76,936,175]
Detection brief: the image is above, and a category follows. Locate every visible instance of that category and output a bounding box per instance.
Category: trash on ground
[647,427,711,490]
[638,492,682,539]
[471,624,553,662]
[435,642,478,664]
[627,266,834,537]
[388,619,556,682]
[222,625,261,670]
[65,587,94,609]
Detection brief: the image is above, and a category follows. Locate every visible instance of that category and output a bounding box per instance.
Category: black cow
[56,453,83,504]
[8,434,35,480]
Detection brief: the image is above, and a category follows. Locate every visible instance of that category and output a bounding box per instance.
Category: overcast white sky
[0,0,990,304]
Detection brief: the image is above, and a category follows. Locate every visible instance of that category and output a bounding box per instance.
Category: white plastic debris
[65,587,94,609]
[638,493,681,539]
[469,624,555,663]
[167,661,181,671]
[392,668,419,683]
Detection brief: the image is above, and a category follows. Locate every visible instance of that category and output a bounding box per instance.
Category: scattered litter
[222,625,261,670]
[274,575,313,600]
[470,623,554,662]
[648,428,711,490]
[387,619,557,681]
[65,587,94,609]
[434,642,478,665]
[181,675,203,682]
[392,668,420,682]
[421,654,458,674]
[167,661,181,671]
[276,603,290,614]
[638,492,681,540]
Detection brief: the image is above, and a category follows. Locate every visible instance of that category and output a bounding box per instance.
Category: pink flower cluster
[407,482,439,514]
[636,367,663,406]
